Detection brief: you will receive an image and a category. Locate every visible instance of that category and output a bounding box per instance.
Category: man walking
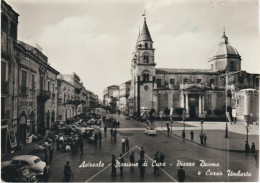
[80,141,83,155]
[64,161,72,182]
[160,152,165,168]
[178,166,185,182]
[49,146,53,162]
[166,122,170,136]
[190,130,194,141]
[98,132,102,145]
[138,158,145,178]
[43,162,49,182]
[113,129,117,141]
[121,137,126,153]
[119,154,124,176]
[129,151,135,171]
[140,147,145,159]
[110,128,113,139]
[153,157,159,176]
[104,125,107,136]
[111,155,117,176]
[182,130,186,140]
[125,138,129,152]
[200,132,204,144]
[203,133,207,145]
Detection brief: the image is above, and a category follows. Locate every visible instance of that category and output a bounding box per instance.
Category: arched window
[143,55,149,63]
[142,70,150,82]
[1,13,8,32]
[145,43,148,49]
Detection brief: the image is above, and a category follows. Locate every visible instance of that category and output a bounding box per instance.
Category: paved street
[4,114,256,182]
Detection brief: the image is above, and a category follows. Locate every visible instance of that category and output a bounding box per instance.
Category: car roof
[12,155,39,161]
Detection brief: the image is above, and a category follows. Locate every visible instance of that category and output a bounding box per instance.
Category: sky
[6,0,260,99]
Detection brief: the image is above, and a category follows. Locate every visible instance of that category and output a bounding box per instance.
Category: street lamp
[200,120,204,133]
[170,117,173,133]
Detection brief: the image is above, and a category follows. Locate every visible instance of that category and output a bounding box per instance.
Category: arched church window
[142,70,150,82]
[145,43,148,49]
[143,55,149,63]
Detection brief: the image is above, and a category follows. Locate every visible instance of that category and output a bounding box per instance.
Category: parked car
[144,126,157,136]
[69,124,84,134]
[3,155,47,175]
[1,164,38,182]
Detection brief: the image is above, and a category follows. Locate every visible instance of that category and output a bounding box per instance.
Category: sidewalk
[153,120,259,152]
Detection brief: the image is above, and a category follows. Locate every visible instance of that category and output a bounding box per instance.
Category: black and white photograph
[1,0,259,182]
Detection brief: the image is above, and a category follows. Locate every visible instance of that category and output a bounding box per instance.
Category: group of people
[121,137,130,153]
[199,132,207,145]
[110,128,118,141]
[245,141,256,154]
[153,151,165,176]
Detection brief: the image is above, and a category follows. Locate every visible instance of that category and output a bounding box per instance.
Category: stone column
[199,95,202,114]
[181,93,185,108]
[185,94,189,113]
[202,95,205,113]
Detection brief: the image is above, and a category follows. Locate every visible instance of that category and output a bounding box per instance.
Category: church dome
[210,31,240,61]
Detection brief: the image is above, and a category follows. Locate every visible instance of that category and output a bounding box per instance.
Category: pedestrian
[56,138,60,151]
[94,133,98,144]
[129,151,135,171]
[110,128,113,139]
[245,141,250,154]
[119,154,124,176]
[71,141,76,155]
[44,148,49,163]
[125,138,129,152]
[43,162,49,182]
[104,125,107,136]
[200,132,204,144]
[190,130,194,141]
[178,166,185,182]
[138,158,145,178]
[111,155,117,176]
[153,158,159,176]
[113,129,117,141]
[98,132,102,145]
[118,121,120,128]
[182,130,186,140]
[64,161,72,182]
[160,152,165,168]
[49,146,53,162]
[121,137,126,153]
[251,142,256,154]
[140,147,145,159]
[80,141,83,155]
[155,151,159,159]
[167,122,170,136]
[203,133,207,145]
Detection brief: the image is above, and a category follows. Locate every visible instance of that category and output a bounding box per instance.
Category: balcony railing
[38,90,51,100]
[180,83,205,90]
[1,81,9,93]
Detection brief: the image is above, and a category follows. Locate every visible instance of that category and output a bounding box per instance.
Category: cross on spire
[142,10,146,20]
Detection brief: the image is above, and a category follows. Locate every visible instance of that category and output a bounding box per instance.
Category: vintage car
[3,155,47,175]
[1,164,38,182]
[144,126,157,136]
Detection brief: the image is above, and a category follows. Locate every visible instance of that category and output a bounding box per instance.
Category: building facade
[119,81,131,114]
[14,41,59,140]
[1,0,19,153]
[128,17,259,120]
[103,85,119,106]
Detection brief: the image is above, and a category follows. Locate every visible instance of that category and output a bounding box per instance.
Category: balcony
[1,81,9,94]
[38,90,51,100]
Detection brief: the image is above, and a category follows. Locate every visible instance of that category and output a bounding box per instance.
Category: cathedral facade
[128,17,259,121]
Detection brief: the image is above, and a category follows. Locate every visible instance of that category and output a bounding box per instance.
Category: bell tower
[129,16,156,117]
